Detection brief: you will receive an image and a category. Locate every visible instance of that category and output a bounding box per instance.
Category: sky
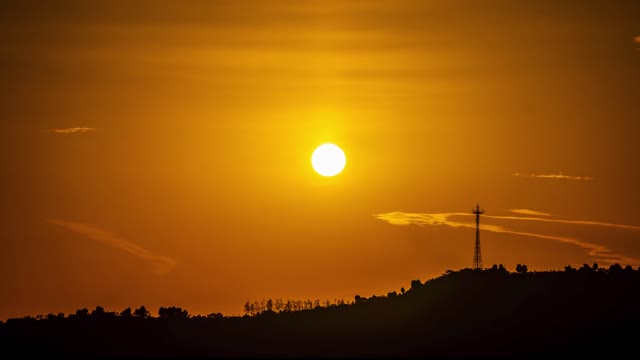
[1,0,639,320]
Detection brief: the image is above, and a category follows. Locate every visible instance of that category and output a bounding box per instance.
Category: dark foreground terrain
[2,264,639,358]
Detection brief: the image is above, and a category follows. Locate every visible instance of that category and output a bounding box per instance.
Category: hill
[1,263,639,358]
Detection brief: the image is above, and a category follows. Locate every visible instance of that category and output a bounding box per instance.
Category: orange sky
[1,0,640,320]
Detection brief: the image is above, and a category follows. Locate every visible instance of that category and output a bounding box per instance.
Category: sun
[311,143,346,177]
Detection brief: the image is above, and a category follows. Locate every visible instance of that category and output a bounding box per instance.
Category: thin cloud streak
[513,172,594,181]
[374,212,640,265]
[508,209,551,216]
[49,127,97,134]
[47,219,176,275]
[495,229,638,265]
[484,215,640,231]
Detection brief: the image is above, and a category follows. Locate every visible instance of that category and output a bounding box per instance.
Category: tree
[411,279,422,291]
[516,264,528,273]
[580,263,592,272]
[608,263,623,275]
[253,301,262,314]
[91,306,106,319]
[158,306,188,320]
[75,308,89,319]
[121,307,132,318]
[400,287,405,294]
[274,299,283,312]
[266,299,273,312]
[134,306,150,318]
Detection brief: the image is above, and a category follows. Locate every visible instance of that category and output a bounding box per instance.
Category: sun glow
[311,143,346,177]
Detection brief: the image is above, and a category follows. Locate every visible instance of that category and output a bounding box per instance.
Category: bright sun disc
[312,143,346,177]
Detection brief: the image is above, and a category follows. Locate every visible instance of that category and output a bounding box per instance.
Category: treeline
[2,262,638,323]
[1,262,639,357]
[1,305,223,324]
[243,298,349,316]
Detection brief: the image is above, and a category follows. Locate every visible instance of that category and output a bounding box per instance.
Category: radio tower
[472,204,484,269]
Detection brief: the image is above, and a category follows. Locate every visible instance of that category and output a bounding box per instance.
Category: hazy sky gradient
[1,0,639,319]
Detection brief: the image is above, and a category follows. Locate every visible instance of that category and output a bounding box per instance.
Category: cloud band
[374,212,640,266]
[49,127,96,134]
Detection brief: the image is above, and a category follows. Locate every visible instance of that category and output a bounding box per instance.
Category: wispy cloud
[484,214,640,232]
[508,209,551,217]
[374,212,640,265]
[49,127,96,134]
[47,219,176,275]
[513,172,594,181]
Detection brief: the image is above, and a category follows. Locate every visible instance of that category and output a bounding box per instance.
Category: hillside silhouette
[1,263,639,358]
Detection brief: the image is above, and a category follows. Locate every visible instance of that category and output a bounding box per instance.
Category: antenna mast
[472,204,484,269]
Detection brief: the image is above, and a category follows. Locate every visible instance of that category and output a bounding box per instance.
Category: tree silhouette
[158,306,188,320]
[609,263,623,275]
[133,306,150,318]
[91,306,106,319]
[410,279,422,291]
[120,307,132,318]
[74,308,89,319]
[274,299,283,312]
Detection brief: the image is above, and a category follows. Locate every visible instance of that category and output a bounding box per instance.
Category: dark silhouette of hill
[1,263,639,358]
